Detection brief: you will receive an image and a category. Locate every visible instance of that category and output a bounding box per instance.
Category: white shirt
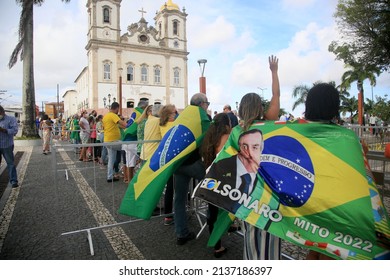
[236,157,257,195]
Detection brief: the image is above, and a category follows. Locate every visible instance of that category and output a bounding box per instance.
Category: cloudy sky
[0,0,389,117]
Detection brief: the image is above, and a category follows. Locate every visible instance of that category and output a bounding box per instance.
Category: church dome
[160,0,179,11]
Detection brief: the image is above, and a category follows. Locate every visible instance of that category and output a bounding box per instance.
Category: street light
[257,87,267,98]
[197,59,207,94]
[357,81,364,126]
[118,67,123,116]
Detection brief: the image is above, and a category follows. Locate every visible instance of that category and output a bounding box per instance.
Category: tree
[291,81,338,111]
[262,98,287,117]
[9,0,70,138]
[340,96,358,122]
[373,95,390,122]
[364,98,375,115]
[329,0,390,72]
[291,84,311,111]
[339,63,380,124]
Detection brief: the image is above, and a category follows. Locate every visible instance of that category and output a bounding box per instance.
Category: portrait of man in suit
[196,129,264,214]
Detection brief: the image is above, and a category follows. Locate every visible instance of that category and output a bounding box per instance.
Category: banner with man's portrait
[194,120,390,260]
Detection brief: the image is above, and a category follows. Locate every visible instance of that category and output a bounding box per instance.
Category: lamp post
[257,87,266,99]
[118,68,123,115]
[197,59,207,94]
[357,81,364,126]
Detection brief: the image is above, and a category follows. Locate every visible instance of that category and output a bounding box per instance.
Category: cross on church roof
[138,7,147,18]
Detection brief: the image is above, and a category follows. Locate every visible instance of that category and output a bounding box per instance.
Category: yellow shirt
[160,121,175,137]
[102,112,121,142]
[140,116,161,160]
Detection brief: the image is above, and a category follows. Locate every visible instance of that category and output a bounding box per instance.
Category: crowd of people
[3,53,383,260]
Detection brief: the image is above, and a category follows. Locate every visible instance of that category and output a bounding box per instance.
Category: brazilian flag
[121,107,143,140]
[119,105,210,219]
[194,120,390,260]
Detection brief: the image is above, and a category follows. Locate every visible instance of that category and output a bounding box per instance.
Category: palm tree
[364,98,375,115]
[340,63,381,125]
[291,81,338,111]
[8,0,70,137]
[340,96,358,123]
[291,84,311,111]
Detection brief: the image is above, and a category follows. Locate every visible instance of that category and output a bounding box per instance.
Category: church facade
[64,0,189,118]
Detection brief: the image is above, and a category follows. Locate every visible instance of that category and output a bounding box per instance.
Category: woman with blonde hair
[237,55,281,260]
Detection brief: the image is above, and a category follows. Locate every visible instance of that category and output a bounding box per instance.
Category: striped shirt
[0,114,18,148]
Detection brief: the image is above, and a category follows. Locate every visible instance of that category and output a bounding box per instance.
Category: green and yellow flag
[194,120,390,260]
[119,105,210,219]
[121,107,143,141]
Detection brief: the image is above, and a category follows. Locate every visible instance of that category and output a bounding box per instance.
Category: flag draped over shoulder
[119,105,210,219]
[121,107,143,140]
[194,120,390,260]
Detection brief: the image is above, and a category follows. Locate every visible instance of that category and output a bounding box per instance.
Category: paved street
[0,142,251,260]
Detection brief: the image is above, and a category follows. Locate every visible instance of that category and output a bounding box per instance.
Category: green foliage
[373,95,390,122]
[291,81,338,111]
[329,0,390,72]
[340,96,358,120]
[261,98,287,116]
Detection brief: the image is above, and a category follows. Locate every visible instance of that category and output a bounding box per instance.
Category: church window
[139,34,148,43]
[173,67,180,86]
[127,65,134,82]
[173,20,179,36]
[103,7,110,23]
[154,66,161,84]
[141,64,148,82]
[103,62,111,80]
[126,100,134,108]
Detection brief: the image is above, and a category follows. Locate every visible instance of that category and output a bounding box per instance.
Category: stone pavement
[0,143,244,260]
[2,139,388,260]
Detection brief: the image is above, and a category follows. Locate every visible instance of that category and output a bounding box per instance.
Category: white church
[63,0,189,118]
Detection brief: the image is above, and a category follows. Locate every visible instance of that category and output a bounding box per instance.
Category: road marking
[0,146,31,253]
[58,150,144,260]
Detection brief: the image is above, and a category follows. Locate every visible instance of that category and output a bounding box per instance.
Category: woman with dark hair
[304,83,340,123]
[304,83,340,260]
[201,112,232,258]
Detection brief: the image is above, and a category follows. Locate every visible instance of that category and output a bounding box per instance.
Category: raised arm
[264,55,280,120]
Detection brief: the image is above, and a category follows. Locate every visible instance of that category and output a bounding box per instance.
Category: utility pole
[57,84,60,118]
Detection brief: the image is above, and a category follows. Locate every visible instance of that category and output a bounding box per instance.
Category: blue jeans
[0,145,18,185]
[173,159,205,238]
[106,143,122,180]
